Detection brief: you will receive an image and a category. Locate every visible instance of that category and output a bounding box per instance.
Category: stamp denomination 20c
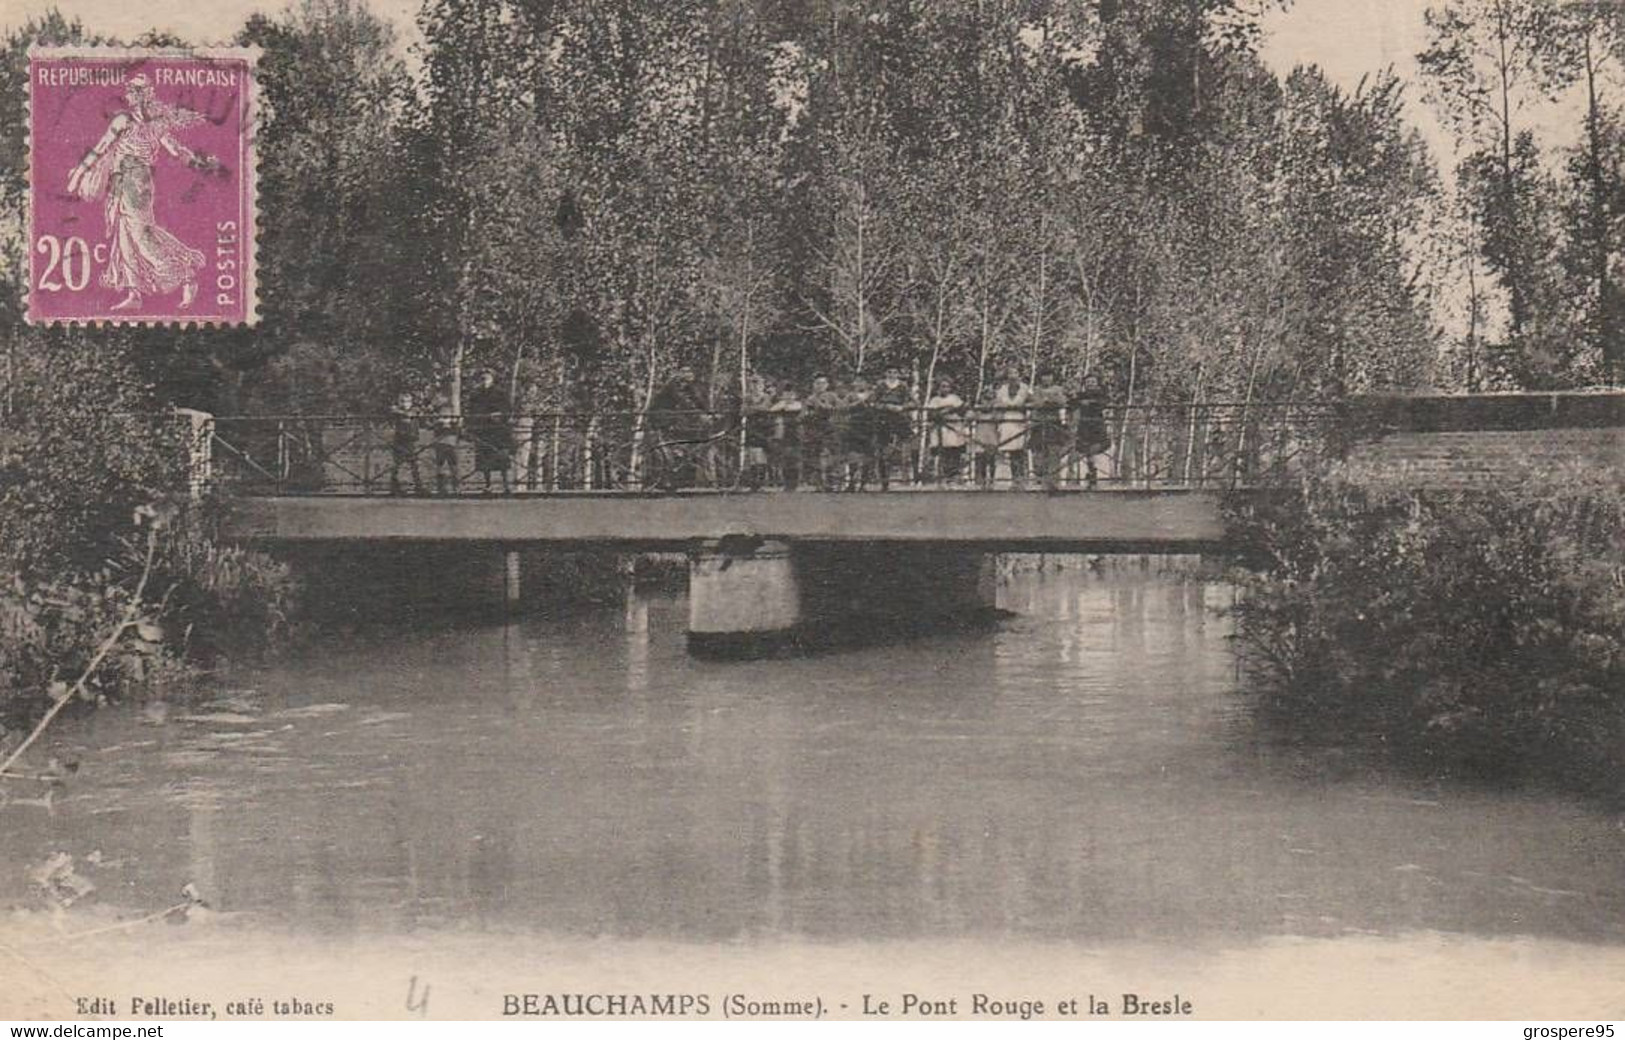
[27,46,259,325]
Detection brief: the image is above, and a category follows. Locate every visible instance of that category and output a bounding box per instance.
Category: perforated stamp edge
[23,44,261,328]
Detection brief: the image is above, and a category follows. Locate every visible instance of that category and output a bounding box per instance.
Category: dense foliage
[395,0,1443,412]
[1228,471,1625,799]
[0,335,298,729]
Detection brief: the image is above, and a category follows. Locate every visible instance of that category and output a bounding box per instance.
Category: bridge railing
[200,403,1345,496]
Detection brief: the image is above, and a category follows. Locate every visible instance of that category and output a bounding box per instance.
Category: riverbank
[0,505,299,739]
[1227,469,1625,804]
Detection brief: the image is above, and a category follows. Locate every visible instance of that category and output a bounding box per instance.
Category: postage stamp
[26,46,258,325]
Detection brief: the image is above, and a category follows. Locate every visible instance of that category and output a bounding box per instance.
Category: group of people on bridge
[373,366,1116,495]
[647,365,1115,493]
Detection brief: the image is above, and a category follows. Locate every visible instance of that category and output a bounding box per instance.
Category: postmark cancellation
[25,45,259,326]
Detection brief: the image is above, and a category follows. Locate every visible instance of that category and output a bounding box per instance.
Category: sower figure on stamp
[66,75,213,312]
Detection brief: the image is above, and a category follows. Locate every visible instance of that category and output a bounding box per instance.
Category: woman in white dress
[981,368,1031,486]
[924,377,967,483]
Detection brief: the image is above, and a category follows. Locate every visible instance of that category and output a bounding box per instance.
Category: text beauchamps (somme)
[503,993,709,1017]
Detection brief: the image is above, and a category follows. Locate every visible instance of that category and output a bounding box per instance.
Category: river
[3,563,1624,1019]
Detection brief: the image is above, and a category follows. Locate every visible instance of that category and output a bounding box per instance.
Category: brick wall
[1344,393,1625,489]
[1345,428,1625,488]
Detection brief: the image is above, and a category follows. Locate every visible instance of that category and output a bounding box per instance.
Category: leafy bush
[0,335,189,581]
[1227,467,1625,798]
[153,507,301,659]
[0,335,300,732]
[0,505,301,732]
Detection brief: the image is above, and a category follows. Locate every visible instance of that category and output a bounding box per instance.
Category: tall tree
[1536,3,1625,382]
[1420,0,1554,352]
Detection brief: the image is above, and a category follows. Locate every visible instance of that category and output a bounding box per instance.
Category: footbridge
[180,393,1623,652]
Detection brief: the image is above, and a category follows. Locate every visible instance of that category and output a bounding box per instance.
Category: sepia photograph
[1,0,1624,1023]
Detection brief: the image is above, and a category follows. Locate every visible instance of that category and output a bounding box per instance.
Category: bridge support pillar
[688,539,996,656]
[688,538,802,655]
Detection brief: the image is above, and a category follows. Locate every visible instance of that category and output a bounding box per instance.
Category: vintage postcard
[2,0,1624,1027]
[26,45,257,325]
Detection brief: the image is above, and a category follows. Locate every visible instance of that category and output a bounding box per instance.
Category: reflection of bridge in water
[192,393,1624,654]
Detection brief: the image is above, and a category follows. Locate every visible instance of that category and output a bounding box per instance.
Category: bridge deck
[228,489,1229,553]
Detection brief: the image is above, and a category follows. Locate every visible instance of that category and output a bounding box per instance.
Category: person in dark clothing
[430,389,461,494]
[1029,371,1068,491]
[768,383,805,490]
[871,366,915,489]
[648,365,708,490]
[1070,371,1112,489]
[466,370,513,493]
[983,368,1031,487]
[840,378,876,491]
[387,391,423,495]
[801,375,841,491]
[924,378,968,483]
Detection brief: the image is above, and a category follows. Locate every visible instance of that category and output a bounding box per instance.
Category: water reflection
[4,565,1625,948]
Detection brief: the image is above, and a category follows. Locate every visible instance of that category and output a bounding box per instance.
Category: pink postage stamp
[26,46,258,325]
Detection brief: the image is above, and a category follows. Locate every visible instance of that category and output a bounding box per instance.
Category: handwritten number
[405,975,430,1018]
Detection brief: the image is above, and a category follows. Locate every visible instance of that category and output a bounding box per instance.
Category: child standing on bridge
[388,391,423,495]
[872,366,915,489]
[802,375,841,491]
[769,383,804,490]
[467,370,514,494]
[431,389,461,494]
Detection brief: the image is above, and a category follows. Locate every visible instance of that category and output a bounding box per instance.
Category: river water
[4,564,1624,1018]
